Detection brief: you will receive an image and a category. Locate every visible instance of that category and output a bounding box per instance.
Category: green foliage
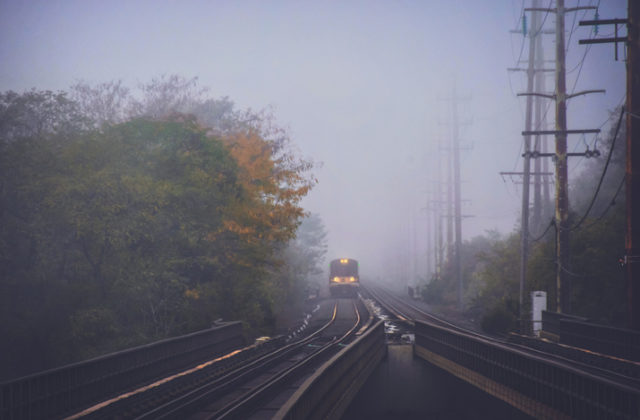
[481,299,518,336]
[272,213,328,303]
[422,107,627,332]
[528,107,627,322]
[469,232,520,317]
[528,205,626,322]
[422,233,497,309]
[0,82,317,380]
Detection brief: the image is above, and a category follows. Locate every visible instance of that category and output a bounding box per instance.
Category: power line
[565,106,625,231]
[531,219,555,242]
[531,0,554,38]
[569,94,626,176]
[579,172,625,230]
[556,260,586,277]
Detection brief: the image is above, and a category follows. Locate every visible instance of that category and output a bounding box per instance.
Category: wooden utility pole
[627,0,640,330]
[425,194,433,282]
[452,83,463,310]
[554,0,571,314]
[579,0,637,330]
[436,159,444,279]
[525,1,599,314]
[532,26,550,232]
[439,86,470,310]
[446,139,454,264]
[519,0,539,330]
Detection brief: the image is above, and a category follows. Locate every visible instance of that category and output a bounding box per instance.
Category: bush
[481,301,517,335]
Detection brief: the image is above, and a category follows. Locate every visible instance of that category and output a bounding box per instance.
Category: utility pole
[436,153,444,279]
[509,7,554,235]
[578,0,636,330]
[627,0,640,330]
[519,0,539,331]
[452,83,464,310]
[439,84,471,310]
[507,0,549,329]
[532,28,551,231]
[425,194,433,282]
[446,139,454,264]
[554,0,571,314]
[524,0,600,314]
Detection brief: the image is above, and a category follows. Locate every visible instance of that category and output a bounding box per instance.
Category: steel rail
[131,302,342,420]
[367,284,640,390]
[211,300,363,420]
[130,302,359,419]
[364,284,482,336]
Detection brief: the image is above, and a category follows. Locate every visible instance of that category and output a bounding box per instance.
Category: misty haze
[1,1,636,419]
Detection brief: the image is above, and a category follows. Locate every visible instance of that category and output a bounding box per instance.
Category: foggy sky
[0,0,627,282]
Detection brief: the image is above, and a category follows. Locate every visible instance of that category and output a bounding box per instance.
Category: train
[329,258,360,297]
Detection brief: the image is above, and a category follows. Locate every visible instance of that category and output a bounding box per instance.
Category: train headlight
[349,277,355,282]
[331,276,340,283]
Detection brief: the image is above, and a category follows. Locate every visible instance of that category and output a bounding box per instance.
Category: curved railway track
[364,283,482,336]
[364,283,640,391]
[69,298,366,420]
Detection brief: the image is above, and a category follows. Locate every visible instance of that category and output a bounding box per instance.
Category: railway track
[68,298,367,420]
[364,283,640,392]
[363,283,482,336]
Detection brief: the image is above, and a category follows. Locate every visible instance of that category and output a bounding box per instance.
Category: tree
[0,80,317,379]
[70,80,132,127]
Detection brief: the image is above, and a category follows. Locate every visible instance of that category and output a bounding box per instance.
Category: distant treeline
[0,76,327,380]
[423,107,627,334]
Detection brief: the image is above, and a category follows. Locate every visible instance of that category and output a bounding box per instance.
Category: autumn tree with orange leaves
[0,77,319,379]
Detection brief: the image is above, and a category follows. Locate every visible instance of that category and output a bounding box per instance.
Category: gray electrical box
[531,291,547,336]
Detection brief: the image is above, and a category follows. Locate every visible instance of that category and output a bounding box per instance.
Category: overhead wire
[569,93,626,176]
[564,106,625,232]
[510,0,555,171]
[579,171,625,230]
[527,0,610,241]
[556,260,586,277]
[562,1,602,179]
[530,219,555,242]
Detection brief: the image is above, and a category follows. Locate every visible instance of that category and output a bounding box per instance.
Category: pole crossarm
[522,129,601,136]
[508,67,554,72]
[525,7,555,13]
[500,171,554,176]
[567,151,600,157]
[522,152,556,158]
[565,6,597,13]
[579,37,627,45]
[578,16,628,60]
[566,89,606,99]
[518,90,605,100]
[522,151,599,158]
[509,29,555,34]
[518,92,556,99]
[524,6,596,14]
[579,18,628,26]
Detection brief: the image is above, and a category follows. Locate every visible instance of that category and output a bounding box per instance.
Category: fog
[1,0,627,285]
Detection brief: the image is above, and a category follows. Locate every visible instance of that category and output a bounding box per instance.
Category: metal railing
[559,319,640,362]
[415,320,640,420]
[1,322,244,420]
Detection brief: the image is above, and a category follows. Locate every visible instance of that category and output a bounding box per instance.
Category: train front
[329,258,359,297]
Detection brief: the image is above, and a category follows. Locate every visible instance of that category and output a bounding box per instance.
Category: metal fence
[1,322,244,420]
[415,320,640,420]
[559,319,640,362]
